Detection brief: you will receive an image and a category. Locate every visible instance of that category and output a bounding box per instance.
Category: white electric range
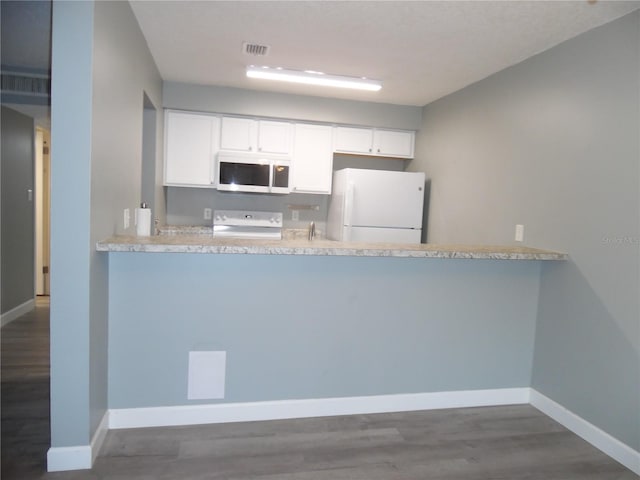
[213,210,283,240]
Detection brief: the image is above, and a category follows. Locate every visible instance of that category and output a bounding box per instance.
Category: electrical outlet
[124,208,130,230]
[204,208,212,220]
[291,210,299,221]
[515,224,524,242]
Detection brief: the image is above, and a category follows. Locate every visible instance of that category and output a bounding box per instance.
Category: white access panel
[342,168,425,229]
[188,351,226,400]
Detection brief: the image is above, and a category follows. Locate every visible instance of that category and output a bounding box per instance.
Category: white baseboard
[1,299,35,327]
[50,389,640,475]
[109,387,530,429]
[91,411,109,465]
[47,446,92,472]
[530,389,640,475]
[47,410,109,472]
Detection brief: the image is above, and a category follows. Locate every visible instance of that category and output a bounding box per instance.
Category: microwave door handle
[344,181,355,241]
[268,161,274,192]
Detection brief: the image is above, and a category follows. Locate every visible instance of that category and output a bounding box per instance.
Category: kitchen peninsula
[97,234,567,260]
[100,231,566,428]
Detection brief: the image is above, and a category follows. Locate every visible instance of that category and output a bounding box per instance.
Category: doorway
[35,127,51,296]
[141,93,157,218]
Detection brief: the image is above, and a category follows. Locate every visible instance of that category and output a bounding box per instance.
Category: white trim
[1,299,35,327]
[51,389,640,475]
[530,389,640,475]
[47,410,110,472]
[91,411,109,465]
[47,446,91,472]
[109,388,530,429]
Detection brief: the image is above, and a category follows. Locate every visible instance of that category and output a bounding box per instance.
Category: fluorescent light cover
[246,66,382,92]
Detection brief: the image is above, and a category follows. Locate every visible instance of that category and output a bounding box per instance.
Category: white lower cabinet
[164,111,220,187]
[290,123,334,195]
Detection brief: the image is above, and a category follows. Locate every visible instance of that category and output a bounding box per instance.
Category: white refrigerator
[327,168,425,244]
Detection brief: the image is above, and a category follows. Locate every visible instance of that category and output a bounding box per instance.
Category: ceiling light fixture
[246,65,382,92]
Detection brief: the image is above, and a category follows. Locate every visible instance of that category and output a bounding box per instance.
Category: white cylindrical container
[136,203,151,236]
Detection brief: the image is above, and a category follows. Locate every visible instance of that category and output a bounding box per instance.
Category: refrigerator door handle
[344,181,355,241]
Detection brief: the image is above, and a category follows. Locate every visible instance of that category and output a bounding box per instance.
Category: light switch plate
[515,224,524,242]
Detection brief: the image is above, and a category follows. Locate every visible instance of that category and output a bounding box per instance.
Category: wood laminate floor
[2,299,638,480]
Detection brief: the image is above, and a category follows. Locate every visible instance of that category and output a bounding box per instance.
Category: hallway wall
[1,106,35,317]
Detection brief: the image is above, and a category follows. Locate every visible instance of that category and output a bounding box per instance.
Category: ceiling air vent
[243,42,270,56]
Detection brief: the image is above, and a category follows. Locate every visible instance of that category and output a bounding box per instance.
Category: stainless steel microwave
[215,153,290,194]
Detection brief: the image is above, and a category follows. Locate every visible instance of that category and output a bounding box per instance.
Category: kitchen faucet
[308,221,316,241]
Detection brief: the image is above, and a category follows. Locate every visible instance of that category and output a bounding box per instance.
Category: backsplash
[166,188,329,230]
[164,154,407,229]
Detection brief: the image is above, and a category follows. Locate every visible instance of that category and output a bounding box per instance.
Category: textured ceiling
[130,0,640,106]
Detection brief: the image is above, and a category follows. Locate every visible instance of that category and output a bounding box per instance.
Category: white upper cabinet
[257,120,294,154]
[164,110,416,191]
[219,117,254,152]
[220,117,293,155]
[334,126,414,158]
[290,123,334,195]
[164,110,220,187]
[334,126,374,154]
[374,129,415,158]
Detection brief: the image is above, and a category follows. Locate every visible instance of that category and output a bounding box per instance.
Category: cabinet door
[220,117,256,152]
[164,111,219,187]
[333,126,374,154]
[373,129,415,158]
[257,120,293,155]
[291,124,334,194]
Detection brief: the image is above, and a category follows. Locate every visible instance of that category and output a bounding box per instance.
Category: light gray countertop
[96,232,567,260]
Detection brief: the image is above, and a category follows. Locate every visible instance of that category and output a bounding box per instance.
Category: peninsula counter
[97,235,567,261]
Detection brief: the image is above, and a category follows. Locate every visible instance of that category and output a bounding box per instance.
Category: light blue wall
[89,0,163,439]
[108,253,541,408]
[50,0,162,447]
[50,0,94,447]
[413,11,639,450]
[532,12,639,451]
